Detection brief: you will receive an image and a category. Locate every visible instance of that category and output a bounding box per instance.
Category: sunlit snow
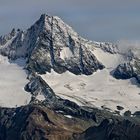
[0,55,31,107]
[41,48,140,114]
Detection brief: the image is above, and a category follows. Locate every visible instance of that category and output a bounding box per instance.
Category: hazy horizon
[0,0,140,43]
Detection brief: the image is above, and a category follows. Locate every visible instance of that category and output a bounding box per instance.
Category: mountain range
[0,14,140,140]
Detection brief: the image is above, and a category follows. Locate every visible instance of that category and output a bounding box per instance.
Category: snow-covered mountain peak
[0,14,140,77]
[0,14,106,76]
[24,14,105,75]
[30,14,78,40]
[0,14,140,116]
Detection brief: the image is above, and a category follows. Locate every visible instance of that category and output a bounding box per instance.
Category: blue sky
[0,0,140,42]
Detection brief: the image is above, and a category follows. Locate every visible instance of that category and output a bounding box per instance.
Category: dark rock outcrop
[113,62,136,79]
[136,75,140,83]
[0,105,140,140]
[78,119,140,140]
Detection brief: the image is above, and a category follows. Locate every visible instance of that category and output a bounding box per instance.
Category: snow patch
[93,47,125,69]
[64,115,73,118]
[41,69,140,114]
[0,55,31,108]
[60,47,73,60]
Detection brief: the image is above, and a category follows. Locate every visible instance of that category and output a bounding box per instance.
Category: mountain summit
[0,14,105,75]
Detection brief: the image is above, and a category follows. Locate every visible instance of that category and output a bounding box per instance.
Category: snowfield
[0,55,31,107]
[41,47,140,114]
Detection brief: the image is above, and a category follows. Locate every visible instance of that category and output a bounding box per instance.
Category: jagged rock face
[0,105,92,140]
[25,73,56,102]
[27,14,104,75]
[100,42,119,54]
[0,29,25,59]
[78,119,140,140]
[0,14,104,75]
[113,62,136,79]
[94,41,119,54]
[0,29,16,46]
